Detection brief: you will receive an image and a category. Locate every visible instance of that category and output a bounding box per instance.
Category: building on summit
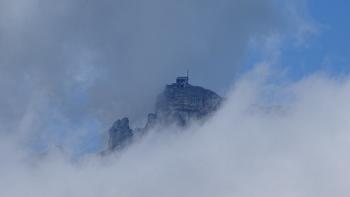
[107,76,222,151]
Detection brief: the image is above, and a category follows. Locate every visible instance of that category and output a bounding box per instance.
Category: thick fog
[0,0,285,130]
[1,66,350,196]
[2,0,346,196]
[0,0,305,154]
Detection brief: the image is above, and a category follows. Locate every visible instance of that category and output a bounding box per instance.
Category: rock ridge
[107,76,222,151]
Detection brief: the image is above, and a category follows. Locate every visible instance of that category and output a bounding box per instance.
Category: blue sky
[275,0,350,79]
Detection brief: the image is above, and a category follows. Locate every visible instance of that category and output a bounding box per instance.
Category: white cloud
[0,0,285,130]
[1,66,350,196]
[1,1,343,196]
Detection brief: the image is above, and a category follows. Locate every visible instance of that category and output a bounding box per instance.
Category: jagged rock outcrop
[107,76,222,151]
[108,118,133,150]
[156,80,222,126]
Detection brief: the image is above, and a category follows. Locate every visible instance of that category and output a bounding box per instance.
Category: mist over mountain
[2,67,350,197]
[107,76,222,150]
[1,0,350,196]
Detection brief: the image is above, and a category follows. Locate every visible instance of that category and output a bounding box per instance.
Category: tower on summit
[176,76,188,87]
[176,70,189,88]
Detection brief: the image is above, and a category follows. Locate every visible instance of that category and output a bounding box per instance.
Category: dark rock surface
[107,76,222,151]
[156,81,222,125]
[108,118,133,150]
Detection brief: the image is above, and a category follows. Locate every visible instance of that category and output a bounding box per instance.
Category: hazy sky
[0,0,293,145]
[0,0,348,153]
[0,0,350,196]
[0,0,287,126]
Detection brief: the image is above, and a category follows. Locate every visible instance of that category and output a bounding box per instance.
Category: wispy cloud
[1,65,350,196]
[1,1,344,196]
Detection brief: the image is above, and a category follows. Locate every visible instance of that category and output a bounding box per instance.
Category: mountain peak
[107,77,222,151]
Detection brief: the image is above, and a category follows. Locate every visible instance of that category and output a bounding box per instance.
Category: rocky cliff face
[156,82,222,125]
[107,77,222,151]
[108,118,133,150]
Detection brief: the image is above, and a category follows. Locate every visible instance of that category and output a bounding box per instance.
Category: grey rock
[156,79,222,126]
[108,117,133,150]
[144,113,157,130]
[107,76,222,151]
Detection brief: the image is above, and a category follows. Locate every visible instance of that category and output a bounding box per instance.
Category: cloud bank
[0,0,284,130]
[1,0,343,196]
[1,66,350,196]
[0,0,306,154]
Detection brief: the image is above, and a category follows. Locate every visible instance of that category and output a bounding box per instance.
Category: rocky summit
[107,76,222,150]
